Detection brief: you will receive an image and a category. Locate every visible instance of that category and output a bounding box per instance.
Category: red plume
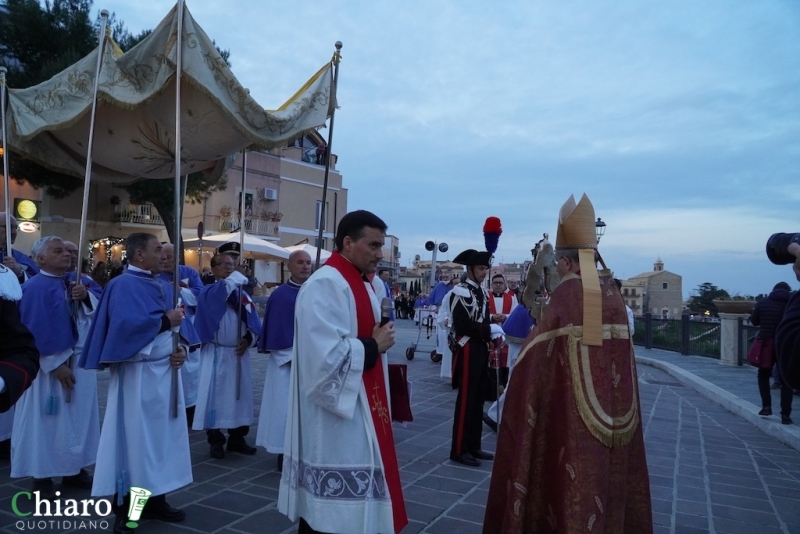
[483,216,502,254]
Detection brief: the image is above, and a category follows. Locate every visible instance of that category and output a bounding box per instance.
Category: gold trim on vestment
[517,324,639,448]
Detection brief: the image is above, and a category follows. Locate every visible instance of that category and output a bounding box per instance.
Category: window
[662,282,668,290]
[314,238,327,249]
[623,288,629,296]
[315,201,329,231]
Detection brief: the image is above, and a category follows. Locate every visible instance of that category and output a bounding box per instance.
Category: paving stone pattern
[0,319,798,533]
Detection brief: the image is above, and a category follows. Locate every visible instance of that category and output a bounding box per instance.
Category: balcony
[113,203,163,225]
[219,216,280,239]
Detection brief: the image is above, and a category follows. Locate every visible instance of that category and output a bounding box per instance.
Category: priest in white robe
[279,210,408,534]
[13,236,99,498]
[193,253,262,459]
[79,233,190,534]
[256,250,311,470]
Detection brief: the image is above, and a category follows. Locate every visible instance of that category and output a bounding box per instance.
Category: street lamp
[424,240,448,291]
[595,217,606,244]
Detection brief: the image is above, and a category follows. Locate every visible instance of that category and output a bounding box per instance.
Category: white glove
[490,323,505,340]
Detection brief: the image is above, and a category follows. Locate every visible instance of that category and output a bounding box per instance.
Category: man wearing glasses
[0,213,39,283]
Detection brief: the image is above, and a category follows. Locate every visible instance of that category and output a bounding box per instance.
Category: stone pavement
[0,319,798,533]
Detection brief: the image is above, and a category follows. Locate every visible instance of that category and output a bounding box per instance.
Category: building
[625,258,683,318]
[1,131,347,287]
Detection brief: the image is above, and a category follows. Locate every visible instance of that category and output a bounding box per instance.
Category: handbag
[747,337,773,369]
[388,364,413,423]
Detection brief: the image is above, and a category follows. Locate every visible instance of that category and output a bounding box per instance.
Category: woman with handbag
[750,282,794,424]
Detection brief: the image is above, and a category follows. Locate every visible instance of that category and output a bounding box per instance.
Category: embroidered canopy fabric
[5,3,332,183]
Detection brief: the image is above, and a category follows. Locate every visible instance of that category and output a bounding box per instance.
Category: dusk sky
[108,0,800,298]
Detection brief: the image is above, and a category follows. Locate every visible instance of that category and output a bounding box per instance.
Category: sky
[104,0,800,298]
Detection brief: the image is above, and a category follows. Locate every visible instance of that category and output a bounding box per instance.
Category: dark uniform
[0,266,40,412]
[449,249,494,467]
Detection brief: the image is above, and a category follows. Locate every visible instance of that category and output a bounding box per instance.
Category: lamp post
[595,217,606,244]
[424,240,448,292]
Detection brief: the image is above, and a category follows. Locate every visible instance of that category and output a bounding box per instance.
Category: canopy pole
[236,149,248,401]
[171,0,186,419]
[73,10,109,288]
[314,41,343,269]
[1,66,11,253]
[66,10,109,405]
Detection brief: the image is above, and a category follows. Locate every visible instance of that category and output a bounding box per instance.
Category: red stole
[488,291,514,314]
[326,252,408,533]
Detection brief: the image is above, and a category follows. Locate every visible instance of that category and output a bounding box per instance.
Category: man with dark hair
[279,210,407,534]
[449,249,501,467]
[80,232,191,533]
[193,253,261,458]
[751,281,793,424]
[777,241,800,391]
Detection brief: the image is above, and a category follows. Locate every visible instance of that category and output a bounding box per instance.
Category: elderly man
[256,250,312,470]
[13,236,99,498]
[0,212,39,283]
[483,194,652,534]
[279,210,407,534]
[193,253,261,459]
[157,243,204,426]
[79,233,190,533]
[63,240,103,299]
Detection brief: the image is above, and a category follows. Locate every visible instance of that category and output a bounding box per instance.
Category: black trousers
[758,365,793,416]
[207,425,249,445]
[451,343,489,456]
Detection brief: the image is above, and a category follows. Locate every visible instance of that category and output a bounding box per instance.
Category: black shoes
[482,412,498,433]
[782,415,793,425]
[62,469,93,489]
[32,478,56,499]
[450,453,480,467]
[113,516,134,534]
[470,450,494,461]
[140,496,186,522]
[227,440,257,455]
[210,443,225,459]
[759,407,773,416]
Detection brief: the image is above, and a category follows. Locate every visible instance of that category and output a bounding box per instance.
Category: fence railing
[219,217,280,238]
[113,203,163,225]
[633,313,721,359]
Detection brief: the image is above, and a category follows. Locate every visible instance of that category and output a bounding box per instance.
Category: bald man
[0,213,39,282]
[256,250,311,470]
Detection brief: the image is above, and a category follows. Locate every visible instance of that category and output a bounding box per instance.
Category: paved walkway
[0,320,798,533]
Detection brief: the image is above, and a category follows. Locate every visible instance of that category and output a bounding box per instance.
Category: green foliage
[686,282,731,317]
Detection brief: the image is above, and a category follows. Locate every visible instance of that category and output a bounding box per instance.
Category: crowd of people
[1,201,799,534]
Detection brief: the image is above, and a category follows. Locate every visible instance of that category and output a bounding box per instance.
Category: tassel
[483,216,503,254]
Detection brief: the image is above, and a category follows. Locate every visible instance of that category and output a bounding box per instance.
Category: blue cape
[19,273,78,355]
[425,281,451,307]
[65,271,103,299]
[12,249,39,277]
[156,278,201,350]
[79,270,171,369]
[194,278,262,344]
[257,280,300,351]
[503,304,535,342]
[156,265,203,300]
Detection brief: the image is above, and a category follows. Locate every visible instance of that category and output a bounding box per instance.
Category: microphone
[380,297,393,327]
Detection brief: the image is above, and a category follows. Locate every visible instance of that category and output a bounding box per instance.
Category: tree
[123,170,227,254]
[686,282,731,317]
[1,0,232,245]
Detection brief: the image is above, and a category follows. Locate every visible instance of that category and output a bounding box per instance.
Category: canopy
[4,3,333,183]
[184,232,290,261]
[285,243,332,262]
